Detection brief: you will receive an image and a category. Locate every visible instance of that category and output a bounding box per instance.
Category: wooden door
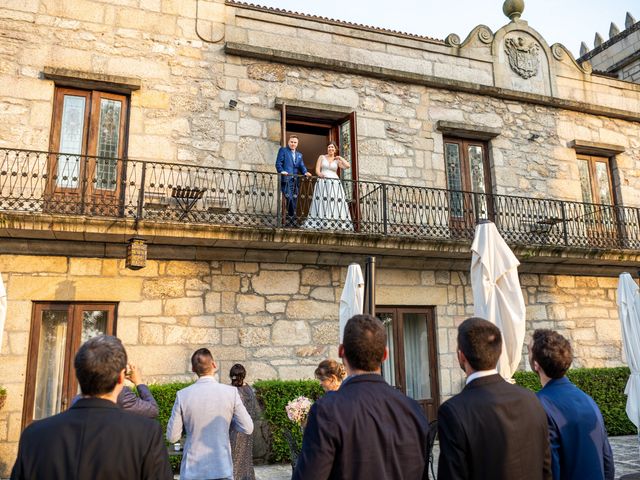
[22,303,117,428]
[376,307,440,422]
[47,88,127,216]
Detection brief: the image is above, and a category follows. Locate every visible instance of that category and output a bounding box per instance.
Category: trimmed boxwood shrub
[253,379,324,463]
[514,366,636,436]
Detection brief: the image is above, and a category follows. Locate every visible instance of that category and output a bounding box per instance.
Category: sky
[252,0,639,57]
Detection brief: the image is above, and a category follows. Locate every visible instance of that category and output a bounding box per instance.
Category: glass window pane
[445,143,463,217]
[339,121,353,202]
[81,310,108,344]
[376,313,396,387]
[95,99,122,191]
[468,146,486,194]
[595,161,612,205]
[403,313,431,400]
[57,95,86,188]
[33,310,68,420]
[577,159,594,204]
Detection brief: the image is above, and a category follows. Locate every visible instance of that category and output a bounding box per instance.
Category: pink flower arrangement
[285,396,313,426]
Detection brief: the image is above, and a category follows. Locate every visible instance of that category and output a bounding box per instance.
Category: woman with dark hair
[315,359,347,393]
[302,142,353,231]
[229,364,259,480]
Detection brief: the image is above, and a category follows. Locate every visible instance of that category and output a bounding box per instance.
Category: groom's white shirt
[167,375,253,480]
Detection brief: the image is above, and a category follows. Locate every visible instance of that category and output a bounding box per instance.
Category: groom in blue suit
[275,135,311,226]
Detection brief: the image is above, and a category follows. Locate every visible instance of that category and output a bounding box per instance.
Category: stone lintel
[225,42,640,122]
[568,140,626,156]
[275,98,352,120]
[42,67,142,94]
[436,121,501,140]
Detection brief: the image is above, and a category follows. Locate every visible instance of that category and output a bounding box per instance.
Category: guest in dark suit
[293,314,430,480]
[275,135,311,226]
[11,335,171,480]
[438,317,552,480]
[529,329,614,480]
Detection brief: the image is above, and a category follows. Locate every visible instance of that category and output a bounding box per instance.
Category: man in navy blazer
[438,317,551,480]
[275,135,311,226]
[293,314,430,480]
[530,329,614,480]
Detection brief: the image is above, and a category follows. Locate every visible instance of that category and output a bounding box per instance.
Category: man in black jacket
[293,314,429,480]
[438,317,552,480]
[11,335,171,480]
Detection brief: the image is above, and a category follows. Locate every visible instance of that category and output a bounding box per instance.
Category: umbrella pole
[363,257,376,317]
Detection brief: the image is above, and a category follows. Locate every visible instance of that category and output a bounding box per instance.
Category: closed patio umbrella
[471,221,526,379]
[0,273,6,354]
[339,263,364,343]
[617,272,640,430]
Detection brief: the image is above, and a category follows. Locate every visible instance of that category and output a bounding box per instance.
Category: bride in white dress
[303,142,353,231]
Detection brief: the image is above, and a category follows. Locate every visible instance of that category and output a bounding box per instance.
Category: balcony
[1,149,639,262]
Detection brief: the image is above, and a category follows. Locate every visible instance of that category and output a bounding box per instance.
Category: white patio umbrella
[339,263,364,343]
[471,221,526,379]
[617,272,640,429]
[0,273,6,354]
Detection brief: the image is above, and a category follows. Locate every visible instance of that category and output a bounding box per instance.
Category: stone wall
[1,1,639,205]
[0,253,627,474]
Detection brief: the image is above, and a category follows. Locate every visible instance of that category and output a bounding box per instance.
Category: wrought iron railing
[1,148,639,250]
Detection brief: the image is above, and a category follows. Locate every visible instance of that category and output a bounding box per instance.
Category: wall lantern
[126,237,147,270]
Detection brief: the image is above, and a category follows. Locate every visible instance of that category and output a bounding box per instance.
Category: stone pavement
[254,435,640,479]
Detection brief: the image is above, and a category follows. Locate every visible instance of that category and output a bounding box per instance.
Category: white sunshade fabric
[471,221,526,379]
[0,273,5,354]
[617,272,640,429]
[339,263,364,344]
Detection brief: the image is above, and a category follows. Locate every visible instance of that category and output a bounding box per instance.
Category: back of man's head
[342,314,386,372]
[530,329,573,379]
[458,317,502,371]
[191,348,214,376]
[75,335,127,396]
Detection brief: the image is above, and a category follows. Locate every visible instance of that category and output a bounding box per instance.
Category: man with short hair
[275,134,312,226]
[11,335,171,480]
[293,314,430,480]
[167,348,253,480]
[529,329,614,480]
[438,317,551,480]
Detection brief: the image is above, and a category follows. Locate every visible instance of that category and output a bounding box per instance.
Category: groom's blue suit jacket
[275,147,308,190]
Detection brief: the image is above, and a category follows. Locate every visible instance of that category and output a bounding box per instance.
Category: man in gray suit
[167,348,253,480]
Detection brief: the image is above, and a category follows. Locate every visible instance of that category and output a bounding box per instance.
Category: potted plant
[0,386,6,411]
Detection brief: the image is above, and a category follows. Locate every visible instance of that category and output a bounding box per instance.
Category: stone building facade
[0,0,639,473]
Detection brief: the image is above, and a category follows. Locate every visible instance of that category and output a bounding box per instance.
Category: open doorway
[280,104,359,227]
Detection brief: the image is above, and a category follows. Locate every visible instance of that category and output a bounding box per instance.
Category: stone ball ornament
[503,0,525,21]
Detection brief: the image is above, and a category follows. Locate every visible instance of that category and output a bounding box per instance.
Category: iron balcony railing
[1,148,639,250]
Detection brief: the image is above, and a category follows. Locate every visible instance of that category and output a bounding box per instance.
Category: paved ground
[254,435,640,479]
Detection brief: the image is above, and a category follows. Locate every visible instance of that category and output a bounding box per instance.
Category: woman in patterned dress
[229,364,260,480]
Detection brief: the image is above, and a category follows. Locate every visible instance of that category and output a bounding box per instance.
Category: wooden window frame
[376,306,440,422]
[22,302,117,429]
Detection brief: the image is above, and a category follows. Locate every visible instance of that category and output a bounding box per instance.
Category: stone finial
[609,22,620,38]
[626,12,637,29]
[502,0,525,21]
[594,32,604,47]
[580,42,589,56]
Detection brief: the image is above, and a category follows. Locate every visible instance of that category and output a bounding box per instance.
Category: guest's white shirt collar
[466,369,498,385]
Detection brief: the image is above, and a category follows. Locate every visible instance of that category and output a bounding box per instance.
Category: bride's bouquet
[285,396,313,427]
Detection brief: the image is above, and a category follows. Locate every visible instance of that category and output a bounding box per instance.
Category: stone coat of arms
[504,37,540,79]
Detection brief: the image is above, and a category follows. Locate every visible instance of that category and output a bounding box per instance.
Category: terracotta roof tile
[226,1,445,44]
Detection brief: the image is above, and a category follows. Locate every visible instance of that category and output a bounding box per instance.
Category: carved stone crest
[504,36,540,79]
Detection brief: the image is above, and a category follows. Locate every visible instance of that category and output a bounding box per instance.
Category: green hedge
[514,366,636,436]
[253,379,324,463]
